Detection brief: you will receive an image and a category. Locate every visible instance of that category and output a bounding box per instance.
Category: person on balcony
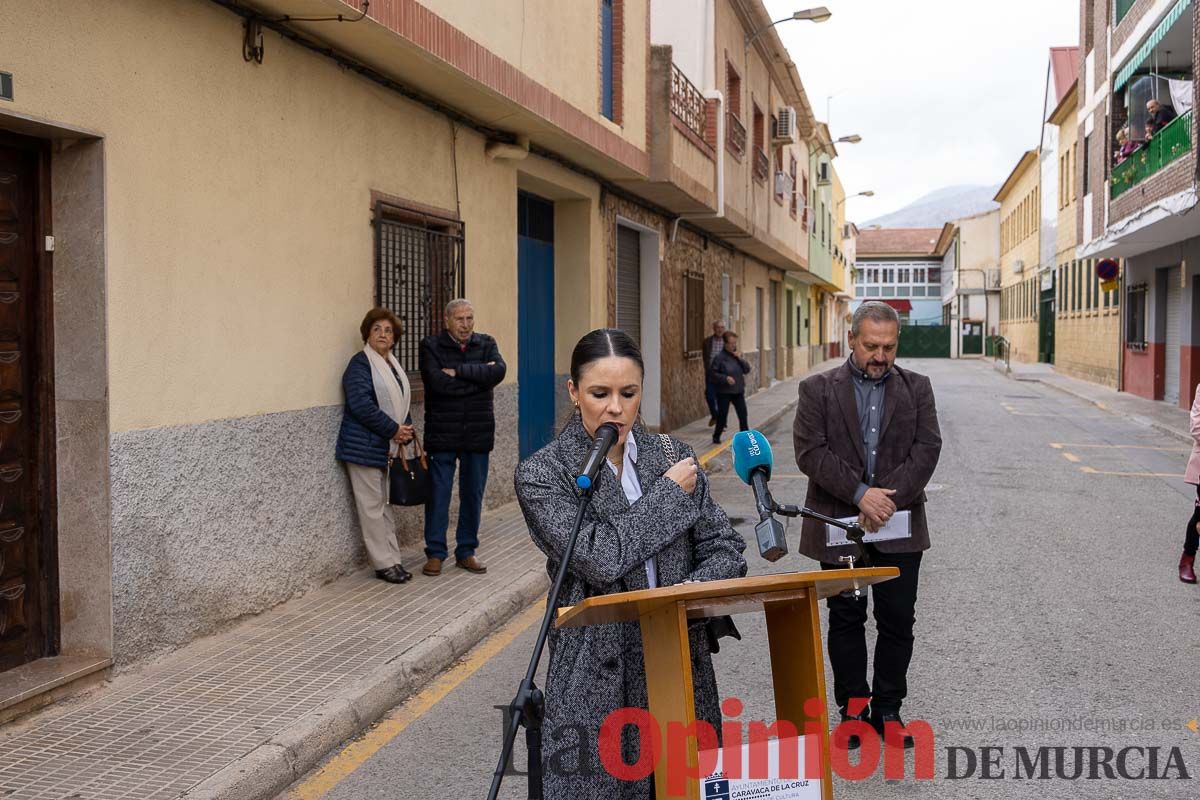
[1115,127,1138,164]
[1147,98,1178,135]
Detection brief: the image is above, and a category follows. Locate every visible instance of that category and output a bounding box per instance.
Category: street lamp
[745,6,832,52]
[836,190,874,210]
[818,134,862,156]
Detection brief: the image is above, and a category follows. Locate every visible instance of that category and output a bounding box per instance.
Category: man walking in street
[703,320,726,426]
[419,299,506,577]
[792,301,941,748]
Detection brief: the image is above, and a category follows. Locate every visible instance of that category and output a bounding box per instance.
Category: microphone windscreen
[595,421,620,445]
[731,430,773,485]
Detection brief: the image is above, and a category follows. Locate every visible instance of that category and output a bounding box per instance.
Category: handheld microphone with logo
[731,430,788,562]
[575,422,620,491]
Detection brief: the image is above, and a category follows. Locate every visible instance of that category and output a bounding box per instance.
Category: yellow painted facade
[0,0,849,676]
[435,0,649,151]
[1049,88,1120,388]
[0,0,648,432]
[997,151,1042,363]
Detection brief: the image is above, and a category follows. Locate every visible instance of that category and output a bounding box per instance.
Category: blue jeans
[424,450,490,561]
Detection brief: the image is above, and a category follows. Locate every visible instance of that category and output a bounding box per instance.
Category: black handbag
[388,437,431,506]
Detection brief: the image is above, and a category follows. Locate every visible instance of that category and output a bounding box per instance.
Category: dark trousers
[705,381,719,421]
[424,450,489,561]
[714,393,748,438]
[1187,485,1200,556]
[821,549,923,713]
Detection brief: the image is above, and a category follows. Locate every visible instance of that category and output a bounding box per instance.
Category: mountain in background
[863,184,1001,229]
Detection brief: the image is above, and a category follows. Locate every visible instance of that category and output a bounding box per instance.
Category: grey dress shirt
[848,357,891,503]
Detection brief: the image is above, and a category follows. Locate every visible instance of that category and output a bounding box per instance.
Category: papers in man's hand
[826,510,911,547]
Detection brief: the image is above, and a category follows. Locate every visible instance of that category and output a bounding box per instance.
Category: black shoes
[712,434,722,444]
[834,707,872,750]
[375,564,412,584]
[872,709,916,749]
[833,706,916,750]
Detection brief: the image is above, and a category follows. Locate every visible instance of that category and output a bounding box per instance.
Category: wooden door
[0,135,54,672]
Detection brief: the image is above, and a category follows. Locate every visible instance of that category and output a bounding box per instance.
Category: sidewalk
[0,504,549,800]
[998,357,1191,442]
[676,358,843,472]
[0,367,829,800]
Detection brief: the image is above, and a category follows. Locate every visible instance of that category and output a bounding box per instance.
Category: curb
[178,568,550,800]
[702,394,799,476]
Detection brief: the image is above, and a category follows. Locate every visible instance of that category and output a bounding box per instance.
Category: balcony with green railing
[1110,109,1193,199]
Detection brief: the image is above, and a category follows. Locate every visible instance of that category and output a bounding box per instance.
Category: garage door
[1165,266,1181,405]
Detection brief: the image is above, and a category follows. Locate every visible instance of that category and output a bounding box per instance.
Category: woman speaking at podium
[515,328,747,798]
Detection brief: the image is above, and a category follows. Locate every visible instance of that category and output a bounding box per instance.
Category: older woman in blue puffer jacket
[336,308,416,584]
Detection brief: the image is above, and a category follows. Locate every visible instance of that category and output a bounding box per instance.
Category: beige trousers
[346,462,403,570]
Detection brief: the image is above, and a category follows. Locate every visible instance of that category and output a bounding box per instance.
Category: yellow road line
[1051,442,1189,452]
[288,600,546,799]
[709,472,807,479]
[1079,466,1184,477]
[1062,452,1080,463]
[698,438,732,467]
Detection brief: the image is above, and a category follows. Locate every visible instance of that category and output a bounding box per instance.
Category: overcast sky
[765,0,1080,222]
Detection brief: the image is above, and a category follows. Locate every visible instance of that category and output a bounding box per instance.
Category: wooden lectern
[556,567,899,799]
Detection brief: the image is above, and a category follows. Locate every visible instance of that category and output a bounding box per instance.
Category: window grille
[374,202,465,376]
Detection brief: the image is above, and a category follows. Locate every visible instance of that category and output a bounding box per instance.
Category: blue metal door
[518,192,555,459]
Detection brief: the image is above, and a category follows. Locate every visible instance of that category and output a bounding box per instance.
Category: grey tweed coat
[515,418,747,799]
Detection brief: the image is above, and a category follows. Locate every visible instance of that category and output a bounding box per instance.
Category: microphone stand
[487,482,596,800]
[771,502,872,598]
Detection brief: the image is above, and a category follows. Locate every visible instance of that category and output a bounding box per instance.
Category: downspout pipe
[671,89,725,242]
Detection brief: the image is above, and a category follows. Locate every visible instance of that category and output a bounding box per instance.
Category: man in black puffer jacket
[418,299,507,577]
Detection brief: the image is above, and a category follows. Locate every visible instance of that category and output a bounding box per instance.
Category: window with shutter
[684,272,705,356]
[616,226,641,345]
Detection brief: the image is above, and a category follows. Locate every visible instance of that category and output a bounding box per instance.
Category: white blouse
[604,434,658,588]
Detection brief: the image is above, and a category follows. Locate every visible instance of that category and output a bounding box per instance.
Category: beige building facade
[1051,81,1121,387]
[0,0,847,708]
[997,150,1042,363]
[0,0,657,698]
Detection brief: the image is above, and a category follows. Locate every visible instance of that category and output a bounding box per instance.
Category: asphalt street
[281,358,1200,799]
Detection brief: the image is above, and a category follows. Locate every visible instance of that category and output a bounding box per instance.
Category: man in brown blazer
[793,301,941,748]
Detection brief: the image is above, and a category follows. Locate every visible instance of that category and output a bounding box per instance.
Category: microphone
[575,422,620,491]
[731,430,788,562]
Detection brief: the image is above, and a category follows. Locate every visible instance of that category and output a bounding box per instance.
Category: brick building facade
[1077,0,1199,407]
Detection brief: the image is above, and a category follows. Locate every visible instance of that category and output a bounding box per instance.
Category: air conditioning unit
[986,268,1001,288]
[1013,259,1024,274]
[774,170,794,197]
[817,161,830,185]
[772,106,797,144]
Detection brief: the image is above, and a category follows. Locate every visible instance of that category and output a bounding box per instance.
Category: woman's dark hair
[570,328,644,383]
[360,307,404,342]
